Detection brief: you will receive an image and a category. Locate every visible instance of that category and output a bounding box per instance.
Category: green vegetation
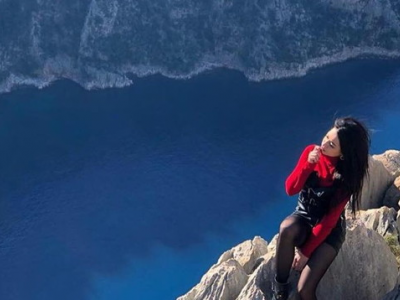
[384,233,400,269]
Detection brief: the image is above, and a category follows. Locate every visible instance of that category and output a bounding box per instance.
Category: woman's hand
[308,146,321,164]
[292,249,309,271]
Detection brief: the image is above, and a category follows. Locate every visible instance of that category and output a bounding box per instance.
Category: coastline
[1,47,400,95]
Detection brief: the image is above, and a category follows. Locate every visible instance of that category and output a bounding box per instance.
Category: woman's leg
[275,215,311,283]
[297,242,338,300]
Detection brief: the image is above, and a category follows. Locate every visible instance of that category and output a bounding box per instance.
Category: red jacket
[285,144,350,258]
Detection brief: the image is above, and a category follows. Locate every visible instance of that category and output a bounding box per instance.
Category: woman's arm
[299,191,350,258]
[285,144,317,196]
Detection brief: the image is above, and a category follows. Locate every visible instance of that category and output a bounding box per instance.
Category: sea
[0,58,399,300]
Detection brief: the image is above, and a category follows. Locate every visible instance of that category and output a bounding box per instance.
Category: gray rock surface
[321,225,397,300]
[361,156,395,209]
[217,236,269,275]
[179,149,400,300]
[177,259,248,300]
[374,151,400,177]
[357,206,399,241]
[178,224,398,300]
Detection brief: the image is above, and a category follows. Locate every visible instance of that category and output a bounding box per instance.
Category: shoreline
[1,48,400,95]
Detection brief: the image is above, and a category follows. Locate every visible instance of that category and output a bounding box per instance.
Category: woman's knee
[279,217,300,240]
[279,216,306,241]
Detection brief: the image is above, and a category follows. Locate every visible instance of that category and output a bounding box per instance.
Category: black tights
[275,215,338,300]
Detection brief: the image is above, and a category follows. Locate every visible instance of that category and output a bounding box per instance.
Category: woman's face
[321,127,342,157]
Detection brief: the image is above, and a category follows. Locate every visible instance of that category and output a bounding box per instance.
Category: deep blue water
[0,59,400,300]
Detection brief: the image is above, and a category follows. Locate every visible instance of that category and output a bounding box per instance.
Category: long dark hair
[332,117,370,215]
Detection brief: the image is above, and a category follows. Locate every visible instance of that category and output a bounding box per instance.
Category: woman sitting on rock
[272,117,370,300]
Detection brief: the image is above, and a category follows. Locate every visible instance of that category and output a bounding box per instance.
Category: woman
[272,117,370,300]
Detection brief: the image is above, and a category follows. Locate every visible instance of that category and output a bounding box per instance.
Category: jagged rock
[383,176,400,210]
[217,236,269,274]
[177,259,248,300]
[357,206,399,240]
[236,251,300,300]
[361,156,395,209]
[178,224,398,300]
[235,252,277,300]
[179,150,400,300]
[374,151,400,177]
[266,234,278,253]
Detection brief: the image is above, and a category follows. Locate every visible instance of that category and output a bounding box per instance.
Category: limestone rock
[237,225,398,300]
[5,0,400,94]
[266,234,278,253]
[360,156,394,209]
[318,225,397,300]
[217,236,269,274]
[357,206,399,240]
[177,259,248,300]
[374,150,400,177]
[236,251,299,300]
[178,149,400,300]
[235,252,277,300]
[178,224,398,300]
[383,176,400,210]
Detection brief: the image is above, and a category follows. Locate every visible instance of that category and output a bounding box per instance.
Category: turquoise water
[0,59,399,300]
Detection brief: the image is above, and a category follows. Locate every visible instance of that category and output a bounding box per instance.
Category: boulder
[374,150,400,177]
[360,156,394,209]
[317,225,397,300]
[217,236,269,274]
[178,149,400,300]
[177,259,248,300]
[236,252,279,300]
[178,224,398,300]
[357,206,399,240]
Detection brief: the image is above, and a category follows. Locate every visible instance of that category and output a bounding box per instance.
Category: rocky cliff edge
[178,149,400,300]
